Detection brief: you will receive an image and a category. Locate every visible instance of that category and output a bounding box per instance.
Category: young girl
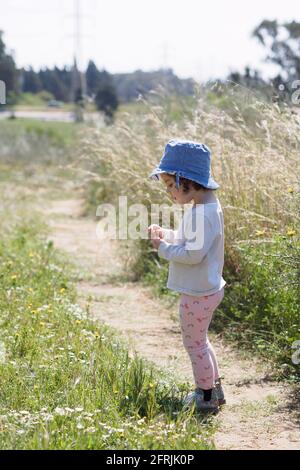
[148,139,226,412]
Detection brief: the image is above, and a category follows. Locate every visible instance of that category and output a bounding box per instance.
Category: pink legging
[179,287,224,390]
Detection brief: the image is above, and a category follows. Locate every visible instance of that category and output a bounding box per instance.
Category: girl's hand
[148,224,163,239]
[150,237,162,250]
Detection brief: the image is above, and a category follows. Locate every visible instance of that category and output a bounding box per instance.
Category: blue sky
[0,0,299,81]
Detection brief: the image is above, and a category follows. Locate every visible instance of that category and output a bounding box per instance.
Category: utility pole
[74,0,87,97]
[70,0,87,120]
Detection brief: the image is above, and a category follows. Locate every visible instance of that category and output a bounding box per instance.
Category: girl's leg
[207,287,224,381]
[179,288,224,390]
[207,339,220,382]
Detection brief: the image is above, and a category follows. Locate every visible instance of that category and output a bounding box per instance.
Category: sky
[0,0,299,82]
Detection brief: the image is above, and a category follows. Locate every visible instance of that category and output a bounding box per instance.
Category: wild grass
[0,176,216,449]
[0,118,83,165]
[79,84,300,377]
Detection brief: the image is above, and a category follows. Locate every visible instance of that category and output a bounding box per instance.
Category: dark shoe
[215,379,226,405]
[183,387,219,412]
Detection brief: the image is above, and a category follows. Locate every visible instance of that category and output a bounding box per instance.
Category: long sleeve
[157,215,215,265]
[161,228,178,244]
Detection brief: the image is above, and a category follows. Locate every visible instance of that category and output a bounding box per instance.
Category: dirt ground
[45,196,300,450]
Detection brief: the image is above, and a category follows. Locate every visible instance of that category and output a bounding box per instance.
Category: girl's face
[160,173,193,205]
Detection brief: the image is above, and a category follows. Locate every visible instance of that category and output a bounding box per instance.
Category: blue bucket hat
[149,139,219,190]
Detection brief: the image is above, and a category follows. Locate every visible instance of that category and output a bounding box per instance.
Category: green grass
[0,216,216,450]
[215,232,300,378]
[13,92,97,112]
[0,118,80,147]
[117,93,197,124]
[0,118,86,172]
[15,92,54,108]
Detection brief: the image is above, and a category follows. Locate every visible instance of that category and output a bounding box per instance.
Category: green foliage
[0,119,82,164]
[112,68,196,103]
[252,19,300,85]
[0,220,215,449]
[16,92,55,107]
[81,86,300,378]
[0,30,19,94]
[141,230,300,379]
[215,233,300,378]
[95,83,119,123]
[85,61,113,98]
[37,66,71,102]
[21,67,42,94]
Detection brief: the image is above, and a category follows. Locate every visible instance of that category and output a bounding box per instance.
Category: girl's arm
[157,217,216,265]
[161,228,178,244]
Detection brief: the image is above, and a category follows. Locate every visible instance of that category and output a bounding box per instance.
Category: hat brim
[148,168,176,180]
[149,168,220,189]
[201,176,220,189]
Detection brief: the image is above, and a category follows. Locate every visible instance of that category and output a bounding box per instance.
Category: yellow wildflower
[287,187,294,194]
[75,320,82,325]
[255,229,266,236]
[287,229,296,236]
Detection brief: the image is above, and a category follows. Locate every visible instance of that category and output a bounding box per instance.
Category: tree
[21,66,42,93]
[252,20,300,83]
[0,30,19,94]
[95,83,119,124]
[38,67,69,101]
[86,60,102,97]
[55,66,72,100]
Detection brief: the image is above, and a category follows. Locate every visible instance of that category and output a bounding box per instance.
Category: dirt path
[45,197,300,450]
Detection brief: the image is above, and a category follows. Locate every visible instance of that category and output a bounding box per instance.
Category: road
[0,109,102,123]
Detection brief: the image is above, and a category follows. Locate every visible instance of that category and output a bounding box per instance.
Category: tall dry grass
[75,85,299,374]
[78,84,299,254]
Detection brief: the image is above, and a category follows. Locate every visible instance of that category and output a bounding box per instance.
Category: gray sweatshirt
[157,199,226,297]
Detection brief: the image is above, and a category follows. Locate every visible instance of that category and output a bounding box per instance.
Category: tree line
[1,19,300,110]
[0,30,195,114]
